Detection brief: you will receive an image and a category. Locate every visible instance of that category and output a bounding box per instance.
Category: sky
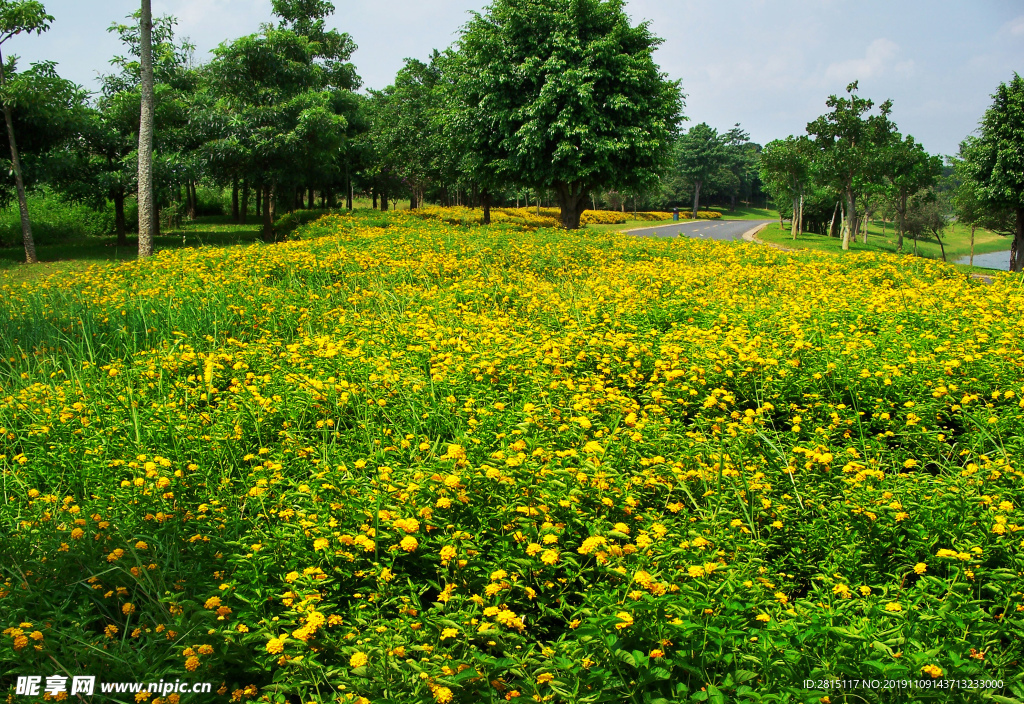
[8,0,1023,157]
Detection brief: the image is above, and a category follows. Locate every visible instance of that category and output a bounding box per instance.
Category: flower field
[1,211,1023,703]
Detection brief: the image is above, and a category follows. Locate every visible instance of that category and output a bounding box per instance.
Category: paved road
[627,219,773,241]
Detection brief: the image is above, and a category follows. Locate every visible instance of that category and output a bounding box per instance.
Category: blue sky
[8,0,1023,156]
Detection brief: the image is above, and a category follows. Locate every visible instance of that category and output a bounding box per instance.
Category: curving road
[626,219,774,241]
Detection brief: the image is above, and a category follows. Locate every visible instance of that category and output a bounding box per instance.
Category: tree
[879,133,941,252]
[0,0,53,263]
[452,0,683,229]
[208,1,360,241]
[137,0,155,258]
[958,74,1024,272]
[904,188,948,261]
[759,136,810,239]
[806,81,894,251]
[675,123,728,218]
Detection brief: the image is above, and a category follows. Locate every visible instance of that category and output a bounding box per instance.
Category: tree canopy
[451,0,684,228]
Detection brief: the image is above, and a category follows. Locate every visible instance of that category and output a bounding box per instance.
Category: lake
[956,250,1011,271]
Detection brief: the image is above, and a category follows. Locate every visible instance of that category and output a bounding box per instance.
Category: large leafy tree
[806,81,895,251]
[958,74,1024,272]
[759,136,810,239]
[208,1,360,242]
[452,0,683,229]
[878,133,941,252]
[675,123,727,217]
[0,0,54,263]
[368,54,445,210]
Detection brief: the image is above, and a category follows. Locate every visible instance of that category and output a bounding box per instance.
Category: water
[955,250,1010,271]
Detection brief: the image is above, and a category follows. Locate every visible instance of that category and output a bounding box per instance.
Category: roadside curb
[741,222,771,243]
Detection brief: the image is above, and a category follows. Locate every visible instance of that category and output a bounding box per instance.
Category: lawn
[759,220,1013,266]
[1,209,1022,703]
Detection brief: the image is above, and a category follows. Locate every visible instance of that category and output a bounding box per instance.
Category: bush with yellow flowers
[1,210,1022,703]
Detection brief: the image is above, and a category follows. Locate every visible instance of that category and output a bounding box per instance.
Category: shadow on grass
[0,216,265,277]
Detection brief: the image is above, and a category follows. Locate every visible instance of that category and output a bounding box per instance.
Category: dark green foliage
[451,0,683,228]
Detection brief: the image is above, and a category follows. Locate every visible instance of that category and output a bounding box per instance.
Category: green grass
[704,205,779,221]
[759,220,1012,266]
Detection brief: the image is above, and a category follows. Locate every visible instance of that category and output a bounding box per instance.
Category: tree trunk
[137,0,156,258]
[692,180,702,219]
[896,190,907,252]
[0,51,36,263]
[482,190,492,224]
[308,186,315,210]
[1012,207,1024,273]
[262,184,275,242]
[232,178,240,222]
[798,194,804,236]
[791,196,799,239]
[970,225,975,266]
[842,188,855,251]
[862,209,870,244]
[255,186,262,220]
[380,187,388,211]
[410,192,417,210]
[372,188,377,210]
[347,179,353,210]
[241,181,249,225]
[113,189,127,246]
[554,181,587,229]
[828,201,839,238]
[187,181,197,220]
[934,228,947,262]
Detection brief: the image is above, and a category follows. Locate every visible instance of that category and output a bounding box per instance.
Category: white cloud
[824,38,915,83]
[1003,15,1024,36]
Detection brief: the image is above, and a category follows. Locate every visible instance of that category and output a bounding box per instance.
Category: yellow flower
[313,538,329,551]
[439,545,457,563]
[204,596,222,610]
[755,614,770,623]
[350,651,368,668]
[440,627,458,640]
[615,612,634,630]
[267,638,285,654]
[921,664,943,679]
[433,686,453,703]
[400,536,419,552]
[185,656,200,671]
[541,549,559,565]
[913,563,927,575]
[536,673,554,684]
[122,602,136,615]
[885,602,902,612]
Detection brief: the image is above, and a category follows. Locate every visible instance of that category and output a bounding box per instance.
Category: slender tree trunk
[380,188,388,211]
[372,188,377,210]
[187,181,197,220]
[262,184,274,242]
[554,181,587,229]
[970,225,975,266]
[791,196,799,239]
[862,209,870,244]
[232,178,240,222]
[308,186,314,210]
[828,201,839,238]
[347,178,353,210]
[241,180,249,225]
[255,186,262,221]
[137,0,156,258]
[842,188,855,251]
[1012,207,1024,273]
[114,189,127,246]
[692,180,702,219]
[0,50,37,264]
[410,192,417,210]
[896,191,907,252]
[794,192,802,236]
[934,228,947,262]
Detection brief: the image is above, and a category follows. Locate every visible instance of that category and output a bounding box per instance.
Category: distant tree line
[757,77,1024,271]
[0,0,1020,267]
